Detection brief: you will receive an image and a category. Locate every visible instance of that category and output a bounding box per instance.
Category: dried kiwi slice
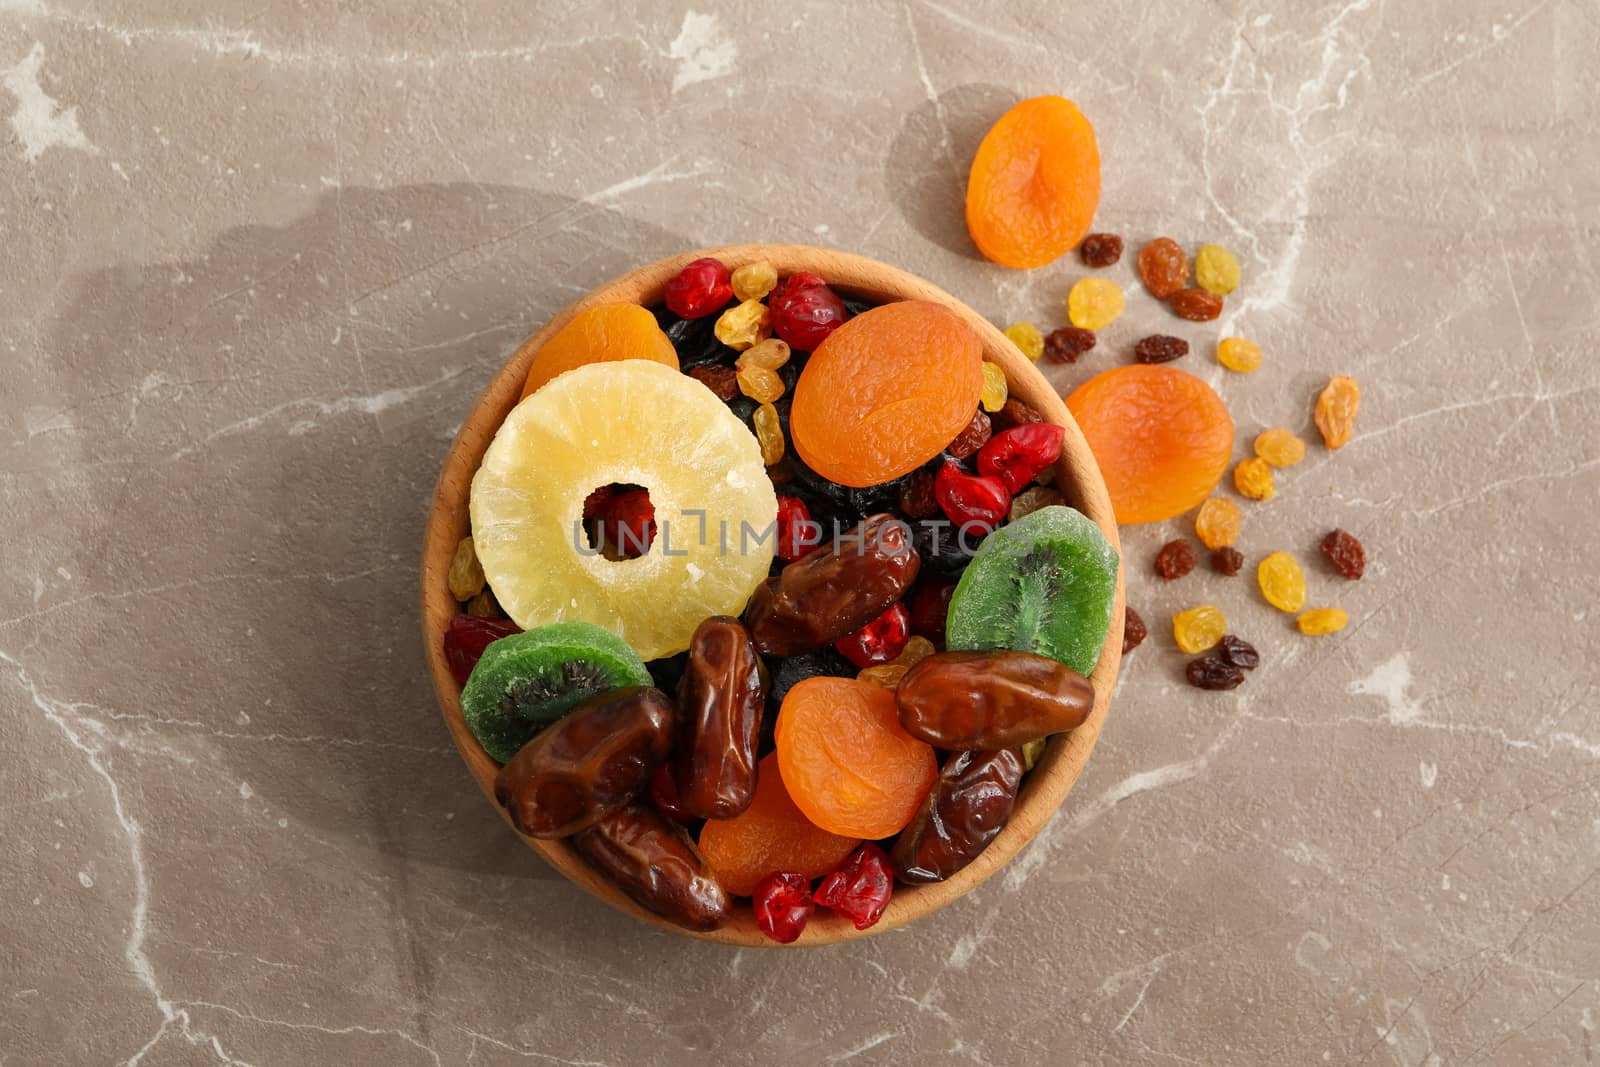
[460,621,651,763]
[944,506,1118,677]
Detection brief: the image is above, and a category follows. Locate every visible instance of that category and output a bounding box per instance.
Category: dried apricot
[1172,605,1226,654]
[790,301,983,487]
[1315,376,1361,449]
[1254,428,1306,468]
[1067,277,1125,330]
[1193,497,1241,549]
[1137,238,1189,299]
[698,753,860,897]
[775,677,938,839]
[1217,337,1262,373]
[1065,365,1234,524]
[1297,607,1349,635]
[1257,552,1307,613]
[520,302,678,399]
[1195,244,1241,295]
[1233,457,1276,501]
[1004,322,1045,362]
[966,96,1101,269]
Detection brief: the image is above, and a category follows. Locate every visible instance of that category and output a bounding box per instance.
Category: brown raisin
[1217,635,1259,671]
[1044,326,1097,364]
[1185,655,1244,691]
[897,469,939,519]
[1122,605,1147,654]
[766,455,794,485]
[1154,538,1198,581]
[1211,546,1244,576]
[990,396,1044,432]
[1134,334,1190,364]
[1137,237,1190,299]
[689,364,739,402]
[1080,233,1124,268]
[1169,288,1224,322]
[945,409,992,460]
[1321,528,1365,580]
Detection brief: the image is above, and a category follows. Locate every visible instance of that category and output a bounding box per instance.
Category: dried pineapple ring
[472,360,776,660]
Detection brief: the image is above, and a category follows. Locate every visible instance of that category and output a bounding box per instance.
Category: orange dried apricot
[775,677,938,839]
[1065,365,1234,525]
[697,753,860,897]
[966,96,1101,269]
[790,301,983,487]
[519,302,678,400]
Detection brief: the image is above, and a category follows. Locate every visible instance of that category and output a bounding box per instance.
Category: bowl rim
[419,243,1124,947]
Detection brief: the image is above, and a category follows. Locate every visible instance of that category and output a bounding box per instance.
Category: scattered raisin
[1257,551,1307,613]
[990,396,1044,431]
[1186,655,1245,691]
[1169,288,1224,322]
[1154,538,1198,581]
[1234,457,1276,501]
[1080,233,1124,268]
[1044,326,1097,364]
[1254,427,1306,468]
[1216,635,1259,671]
[1297,607,1349,635]
[689,364,739,402]
[1194,497,1241,550]
[1134,334,1189,364]
[1137,237,1190,299]
[1314,376,1361,449]
[945,409,993,460]
[1122,605,1147,654]
[1172,605,1226,653]
[1211,546,1245,576]
[1321,528,1366,580]
[897,469,939,519]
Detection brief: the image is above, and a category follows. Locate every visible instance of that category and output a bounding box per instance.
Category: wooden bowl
[420,244,1124,946]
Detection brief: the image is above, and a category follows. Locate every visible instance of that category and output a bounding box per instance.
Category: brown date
[892,749,1024,885]
[493,686,673,838]
[745,513,920,656]
[896,650,1093,749]
[571,802,730,931]
[672,616,765,820]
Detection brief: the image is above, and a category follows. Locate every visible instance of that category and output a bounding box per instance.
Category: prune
[1321,528,1366,579]
[1044,326,1096,364]
[896,650,1094,748]
[1154,538,1198,581]
[571,802,730,931]
[1185,655,1244,691]
[654,302,739,368]
[1122,605,1147,654]
[892,748,1025,885]
[946,409,992,460]
[672,618,765,820]
[910,517,980,575]
[493,687,674,838]
[1216,634,1259,670]
[1079,232,1124,268]
[1134,334,1189,364]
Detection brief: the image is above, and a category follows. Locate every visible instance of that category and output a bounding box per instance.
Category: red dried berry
[990,396,1044,432]
[1134,335,1190,364]
[834,601,911,668]
[443,614,522,686]
[1185,655,1245,691]
[1044,326,1097,364]
[648,762,693,824]
[599,488,656,557]
[934,460,1011,534]
[908,577,957,645]
[663,257,733,320]
[945,409,993,460]
[775,495,819,562]
[813,843,893,930]
[1079,233,1124,268]
[582,486,615,522]
[1217,635,1259,671]
[1321,528,1366,580]
[689,363,739,401]
[1169,288,1224,322]
[1154,539,1198,581]
[753,872,814,944]
[976,423,1066,494]
[1122,606,1147,654]
[1211,546,1244,576]
[768,272,847,351]
[897,469,939,520]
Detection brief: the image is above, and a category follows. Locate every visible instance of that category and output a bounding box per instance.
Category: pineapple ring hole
[584,483,655,558]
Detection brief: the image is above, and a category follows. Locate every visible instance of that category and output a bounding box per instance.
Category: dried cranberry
[908,577,957,644]
[896,469,939,520]
[753,872,814,944]
[443,614,521,685]
[976,423,1066,495]
[934,460,1010,534]
[663,257,733,320]
[648,762,693,823]
[834,601,911,668]
[1044,326,1096,364]
[1217,635,1259,671]
[1154,539,1198,581]
[1122,606,1147,654]
[768,273,847,351]
[1134,334,1190,364]
[775,495,819,562]
[813,842,893,930]
[582,486,615,522]
[945,409,992,461]
[1321,528,1366,580]
[598,488,656,557]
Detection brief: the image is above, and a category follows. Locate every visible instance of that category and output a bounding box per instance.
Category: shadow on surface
[885,82,1017,258]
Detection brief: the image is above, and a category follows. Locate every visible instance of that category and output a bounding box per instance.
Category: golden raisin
[1195,244,1241,295]
[1067,277,1125,330]
[1297,607,1349,635]
[857,663,909,689]
[714,299,771,351]
[1217,337,1262,373]
[737,364,785,404]
[730,260,778,302]
[737,337,792,371]
[980,361,1009,412]
[1172,605,1226,654]
[1193,497,1241,549]
[1137,237,1189,299]
[1315,375,1361,449]
[466,589,503,618]
[1257,552,1307,613]
[753,402,785,466]
[895,636,936,669]
[448,535,485,601]
[1253,428,1306,468]
[1233,457,1276,502]
[1004,322,1046,362]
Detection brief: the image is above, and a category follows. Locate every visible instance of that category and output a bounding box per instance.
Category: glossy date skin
[493,686,673,838]
[571,802,731,931]
[672,616,765,819]
[896,650,1093,749]
[892,748,1025,885]
[745,514,920,656]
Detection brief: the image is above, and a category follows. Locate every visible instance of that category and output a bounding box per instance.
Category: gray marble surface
[3,2,1598,1064]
